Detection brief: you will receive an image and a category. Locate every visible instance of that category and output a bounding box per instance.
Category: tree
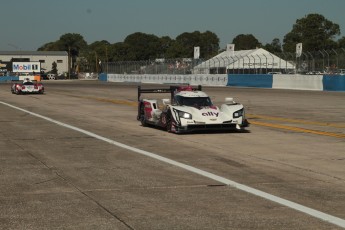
[51,61,58,74]
[282,14,340,52]
[38,33,87,56]
[232,34,261,50]
[264,38,282,53]
[37,33,88,72]
[166,32,198,58]
[338,36,345,48]
[165,41,187,59]
[158,36,174,58]
[79,40,111,73]
[124,32,162,60]
[88,40,110,57]
[60,33,88,72]
[108,42,131,61]
[166,31,219,59]
[200,31,220,59]
[38,42,60,51]
[58,33,88,56]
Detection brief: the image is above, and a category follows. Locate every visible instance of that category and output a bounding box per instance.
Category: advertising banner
[12,62,41,73]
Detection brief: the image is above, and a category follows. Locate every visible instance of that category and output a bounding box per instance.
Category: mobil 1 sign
[13,62,41,73]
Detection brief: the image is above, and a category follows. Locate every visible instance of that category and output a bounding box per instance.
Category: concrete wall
[0,75,40,82]
[323,75,345,91]
[272,74,323,91]
[0,76,19,81]
[105,74,228,86]
[99,73,345,92]
[3,73,341,92]
[228,74,273,88]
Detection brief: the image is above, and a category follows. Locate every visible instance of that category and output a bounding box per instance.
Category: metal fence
[101,48,345,75]
[291,48,345,74]
[102,59,198,75]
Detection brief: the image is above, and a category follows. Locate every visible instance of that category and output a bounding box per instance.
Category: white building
[193,48,295,74]
[0,51,68,75]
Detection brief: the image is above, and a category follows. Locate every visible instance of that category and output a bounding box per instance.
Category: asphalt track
[0,80,344,229]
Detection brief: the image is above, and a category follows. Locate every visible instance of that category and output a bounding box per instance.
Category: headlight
[177,111,192,119]
[233,109,244,118]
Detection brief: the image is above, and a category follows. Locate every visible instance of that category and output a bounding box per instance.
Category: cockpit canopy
[174,95,213,107]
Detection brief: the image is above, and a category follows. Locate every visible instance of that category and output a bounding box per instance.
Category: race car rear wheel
[140,115,147,127]
[139,104,147,127]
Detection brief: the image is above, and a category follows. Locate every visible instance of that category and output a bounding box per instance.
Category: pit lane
[0,80,344,229]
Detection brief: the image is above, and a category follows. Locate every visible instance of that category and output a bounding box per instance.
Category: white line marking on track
[2,101,345,229]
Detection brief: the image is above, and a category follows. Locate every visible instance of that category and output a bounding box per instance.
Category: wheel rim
[140,115,147,126]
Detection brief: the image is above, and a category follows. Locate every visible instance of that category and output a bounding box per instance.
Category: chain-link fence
[101,48,345,75]
[292,49,345,74]
[101,59,199,75]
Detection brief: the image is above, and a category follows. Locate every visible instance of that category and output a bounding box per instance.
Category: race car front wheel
[166,117,172,132]
[166,112,178,133]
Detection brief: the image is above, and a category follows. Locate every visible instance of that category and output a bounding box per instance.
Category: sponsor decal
[12,62,41,73]
[143,101,152,119]
[13,64,39,71]
[202,111,219,117]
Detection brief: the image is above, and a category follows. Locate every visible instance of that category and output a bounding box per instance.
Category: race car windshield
[23,82,34,85]
[175,95,213,107]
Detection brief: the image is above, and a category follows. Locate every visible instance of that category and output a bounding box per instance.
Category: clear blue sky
[1,0,344,51]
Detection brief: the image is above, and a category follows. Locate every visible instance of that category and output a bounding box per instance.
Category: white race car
[11,78,44,95]
[137,85,249,133]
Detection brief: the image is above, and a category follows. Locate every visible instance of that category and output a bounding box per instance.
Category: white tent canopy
[193,48,295,74]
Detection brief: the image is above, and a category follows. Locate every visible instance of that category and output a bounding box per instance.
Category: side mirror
[225,97,235,104]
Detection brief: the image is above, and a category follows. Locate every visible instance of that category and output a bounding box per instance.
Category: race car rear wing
[138,85,202,102]
[11,80,23,84]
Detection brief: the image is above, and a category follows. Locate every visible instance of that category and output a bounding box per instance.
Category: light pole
[68,46,71,79]
[323,49,330,71]
[105,46,109,74]
[95,51,99,73]
[332,49,338,70]
[319,50,325,73]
